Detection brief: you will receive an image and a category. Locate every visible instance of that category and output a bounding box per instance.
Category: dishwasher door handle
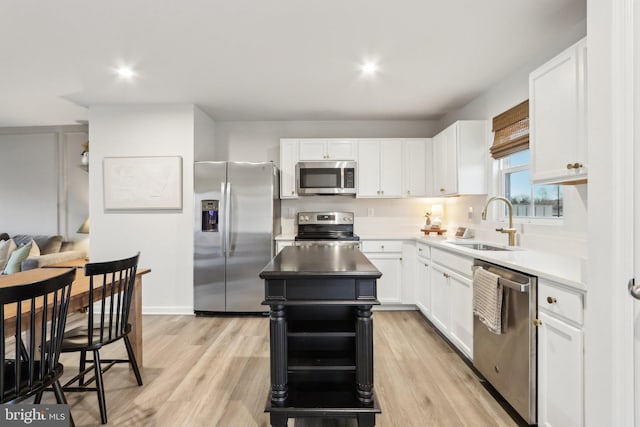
[473,266,530,292]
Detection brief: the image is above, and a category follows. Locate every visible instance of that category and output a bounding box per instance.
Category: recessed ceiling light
[115,66,136,80]
[361,62,379,75]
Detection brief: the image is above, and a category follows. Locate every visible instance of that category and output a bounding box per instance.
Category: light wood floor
[45,311,518,427]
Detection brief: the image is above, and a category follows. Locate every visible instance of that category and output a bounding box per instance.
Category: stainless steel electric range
[295,211,360,248]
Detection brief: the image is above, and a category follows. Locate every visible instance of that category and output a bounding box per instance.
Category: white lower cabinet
[415,243,431,316]
[430,248,474,359]
[366,253,402,304]
[537,279,584,427]
[361,240,403,304]
[448,272,473,358]
[430,263,451,332]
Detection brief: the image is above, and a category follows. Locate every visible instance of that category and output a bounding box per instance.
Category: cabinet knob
[381,245,385,250]
[440,188,445,192]
[567,162,583,170]
[533,319,542,326]
[546,296,557,304]
[407,190,411,195]
[291,190,294,195]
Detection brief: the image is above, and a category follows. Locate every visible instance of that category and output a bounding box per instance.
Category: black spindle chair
[1,268,75,420]
[60,253,142,425]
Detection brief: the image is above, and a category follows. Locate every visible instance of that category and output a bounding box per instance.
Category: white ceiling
[0,0,586,127]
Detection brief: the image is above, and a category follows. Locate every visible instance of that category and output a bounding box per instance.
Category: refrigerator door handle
[220,182,226,256]
[226,182,231,255]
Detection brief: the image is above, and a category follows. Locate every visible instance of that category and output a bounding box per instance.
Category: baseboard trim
[373,304,418,311]
[142,306,194,315]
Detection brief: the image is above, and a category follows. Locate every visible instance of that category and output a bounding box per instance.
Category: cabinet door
[298,140,327,160]
[379,140,403,197]
[366,253,402,304]
[357,141,381,197]
[530,38,587,184]
[538,311,584,427]
[432,132,446,196]
[449,272,473,358]
[424,138,434,196]
[441,125,459,195]
[401,243,416,304]
[416,258,431,317]
[403,139,427,197]
[430,264,451,333]
[280,140,298,198]
[326,140,355,160]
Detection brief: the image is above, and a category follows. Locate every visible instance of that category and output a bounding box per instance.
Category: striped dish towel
[473,267,503,334]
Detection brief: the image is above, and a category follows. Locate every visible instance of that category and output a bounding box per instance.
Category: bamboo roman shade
[490,99,529,159]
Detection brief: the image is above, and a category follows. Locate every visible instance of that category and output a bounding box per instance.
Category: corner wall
[88,104,211,314]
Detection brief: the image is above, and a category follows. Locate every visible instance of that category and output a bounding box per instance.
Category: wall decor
[103,156,183,210]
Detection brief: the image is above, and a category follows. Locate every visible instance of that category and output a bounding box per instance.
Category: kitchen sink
[447,242,511,251]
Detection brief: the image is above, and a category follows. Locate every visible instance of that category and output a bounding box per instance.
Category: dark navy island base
[260,245,382,427]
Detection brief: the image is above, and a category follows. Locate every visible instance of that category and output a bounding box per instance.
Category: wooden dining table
[1,260,151,365]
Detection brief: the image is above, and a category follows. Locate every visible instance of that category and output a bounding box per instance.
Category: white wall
[0,126,88,243]
[214,120,440,163]
[432,22,588,258]
[89,104,211,314]
[194,107,216,161]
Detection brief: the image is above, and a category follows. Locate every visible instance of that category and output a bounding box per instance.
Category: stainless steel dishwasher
[472,259,537,425]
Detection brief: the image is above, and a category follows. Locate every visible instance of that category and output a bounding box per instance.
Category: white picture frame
[103,156,183,210]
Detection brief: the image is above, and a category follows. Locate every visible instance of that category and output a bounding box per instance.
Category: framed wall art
[103,156,183,210]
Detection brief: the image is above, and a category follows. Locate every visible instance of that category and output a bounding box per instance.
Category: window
[500,150,563,218]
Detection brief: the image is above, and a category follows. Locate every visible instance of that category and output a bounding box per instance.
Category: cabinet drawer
[360,240,403,253]
[431,248,473,277]
[538,279,584,325]
[416,242,430,260]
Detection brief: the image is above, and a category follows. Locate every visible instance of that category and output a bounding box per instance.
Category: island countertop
[259,245,382,279]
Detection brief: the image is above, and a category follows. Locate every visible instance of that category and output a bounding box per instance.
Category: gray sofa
[0,233,86,271]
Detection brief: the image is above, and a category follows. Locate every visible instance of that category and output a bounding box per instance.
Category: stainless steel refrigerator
[194,161,280,313]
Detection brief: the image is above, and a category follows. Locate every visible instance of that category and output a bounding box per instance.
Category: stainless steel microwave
[296,161,357,195]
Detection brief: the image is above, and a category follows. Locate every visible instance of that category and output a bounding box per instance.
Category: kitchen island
[260,245,382,427]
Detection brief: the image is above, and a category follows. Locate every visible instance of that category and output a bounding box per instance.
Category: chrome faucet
[481,196,517,246]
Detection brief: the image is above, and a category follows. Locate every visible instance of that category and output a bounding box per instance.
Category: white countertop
[275,233,586,291]
[422,238,585,291]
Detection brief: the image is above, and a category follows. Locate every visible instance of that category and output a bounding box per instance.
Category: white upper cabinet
[298,139,356,160]
[403,139,430,197]
[431,120,487,196]
[280,139,299,199]
[357,140,403,198]
[530,37,587,185]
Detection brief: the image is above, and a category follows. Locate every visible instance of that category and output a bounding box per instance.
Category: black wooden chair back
[61,253,141,424]
[0,268,75,403]
[84,253,139,348]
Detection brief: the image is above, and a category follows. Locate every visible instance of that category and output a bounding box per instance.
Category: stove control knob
[344,217,351,222]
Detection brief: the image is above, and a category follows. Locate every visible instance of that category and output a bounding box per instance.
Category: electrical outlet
[367,208,374,217]
[288,207,295,217]
[468,207,473,220]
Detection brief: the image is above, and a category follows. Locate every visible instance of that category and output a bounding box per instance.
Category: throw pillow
[28,240,40,257]
[0,233,9,241]
[3,242,33,275]
[0,238,17,271]
[37,235,63,255]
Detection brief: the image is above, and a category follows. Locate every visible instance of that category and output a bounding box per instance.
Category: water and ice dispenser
[201,200,219,232]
